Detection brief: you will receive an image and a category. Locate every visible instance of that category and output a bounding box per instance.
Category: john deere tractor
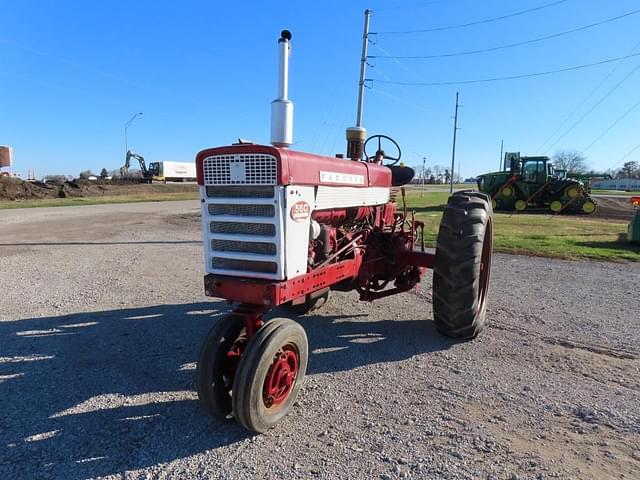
[477,152,597,214]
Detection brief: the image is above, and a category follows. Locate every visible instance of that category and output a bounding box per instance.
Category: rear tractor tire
[433,191,493,340]
[232,318,308,432]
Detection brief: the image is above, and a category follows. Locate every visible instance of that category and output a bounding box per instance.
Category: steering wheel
[363,135,402,166]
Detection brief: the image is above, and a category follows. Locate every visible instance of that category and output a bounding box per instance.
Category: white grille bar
[203,154,278,186]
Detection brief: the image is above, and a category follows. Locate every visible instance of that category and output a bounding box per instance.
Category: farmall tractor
[195,30,493,432]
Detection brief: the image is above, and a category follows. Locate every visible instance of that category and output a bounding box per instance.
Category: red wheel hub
[263,345,299,408]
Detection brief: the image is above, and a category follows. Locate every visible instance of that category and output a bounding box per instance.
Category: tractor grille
[210,222,276,236]
[208,204,275,217]
[206,185,275,198]
[201,164,284,279]
[211,239,277,255]
[211,257,278,274]
[203,154,277,185]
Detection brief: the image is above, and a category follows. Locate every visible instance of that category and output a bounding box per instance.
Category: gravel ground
[1,200,639,480]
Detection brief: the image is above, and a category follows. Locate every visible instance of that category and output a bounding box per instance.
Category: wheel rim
[478,219,492,316]
[550,200,562,212]
[263,344,299,408]
[582,200,596,214]
[501,186,514,198]
[515,199,526,211]
[566,185,580,198]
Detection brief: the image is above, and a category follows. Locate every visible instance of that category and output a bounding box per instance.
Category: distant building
[592,178,640,190]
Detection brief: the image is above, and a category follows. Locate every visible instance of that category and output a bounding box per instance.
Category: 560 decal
[290,201,311,222]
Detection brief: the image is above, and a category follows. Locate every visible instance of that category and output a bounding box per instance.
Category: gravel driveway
[1,201,638,479]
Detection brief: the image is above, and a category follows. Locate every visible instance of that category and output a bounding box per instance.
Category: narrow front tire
[232,318,308,432]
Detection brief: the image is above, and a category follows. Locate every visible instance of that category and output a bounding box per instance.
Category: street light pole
[421,156,426,198]
[124,112,143,156]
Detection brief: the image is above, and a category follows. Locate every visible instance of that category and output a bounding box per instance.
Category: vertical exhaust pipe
[271,30,293,148]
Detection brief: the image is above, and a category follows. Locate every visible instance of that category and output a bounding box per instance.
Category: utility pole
[499,139,504,171]
[355,9,372,128]
[421,156,426,197]
[449,91,460,194]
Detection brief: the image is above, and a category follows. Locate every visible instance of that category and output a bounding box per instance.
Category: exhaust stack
[271,30,293,148]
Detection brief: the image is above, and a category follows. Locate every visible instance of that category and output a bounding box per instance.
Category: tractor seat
[389,165,415,187]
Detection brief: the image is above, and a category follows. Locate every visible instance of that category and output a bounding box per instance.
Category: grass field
[0,191,199,209]
[405,191,639,262]
[591,189,640,197]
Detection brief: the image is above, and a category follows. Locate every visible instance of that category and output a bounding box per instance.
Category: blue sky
[1,0,639,178]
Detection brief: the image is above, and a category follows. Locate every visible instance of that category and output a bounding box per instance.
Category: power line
[537,39,640,152]
[611,142,640,169]
[371,9,640,59]
[368,51,640,86]
[580,98,640,155]
[543,60,640,153]
[375,0,569,34]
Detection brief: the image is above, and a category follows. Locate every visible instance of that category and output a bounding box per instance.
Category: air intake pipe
[271,30,293,148]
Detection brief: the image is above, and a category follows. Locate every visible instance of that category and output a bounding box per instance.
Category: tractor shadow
[288,310,454,375]
[573,233,640,253]
[0,301,245,479]
[0,300,451,479]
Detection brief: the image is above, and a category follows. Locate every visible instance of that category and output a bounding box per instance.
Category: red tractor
[195,30,493,432]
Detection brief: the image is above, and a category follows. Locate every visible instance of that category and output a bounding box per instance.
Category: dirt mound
[0,177,197,202]
[0,177,110,201]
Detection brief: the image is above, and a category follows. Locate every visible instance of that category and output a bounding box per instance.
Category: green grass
[405,183,474,190]
[0,191,199,209]
[591,189,640,196]
[404,191,639,262]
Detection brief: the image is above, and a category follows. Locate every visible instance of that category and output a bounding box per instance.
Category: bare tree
[432,165,443,183]
[552,150,588,173]
[621,160,639,179]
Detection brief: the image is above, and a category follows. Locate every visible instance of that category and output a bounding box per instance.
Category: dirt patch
[0,177,197,201]
[592,196,636,221]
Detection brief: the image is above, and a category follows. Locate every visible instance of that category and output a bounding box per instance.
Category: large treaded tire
[433,191,493,340]
[232,318,308,432]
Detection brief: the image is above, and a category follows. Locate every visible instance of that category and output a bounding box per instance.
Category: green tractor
[629,197,640,243]
[477,152,597,214]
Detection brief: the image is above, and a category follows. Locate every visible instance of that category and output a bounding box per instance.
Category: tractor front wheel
[196,313,246,420]
[232,318,308,432]
[433,191,493,339]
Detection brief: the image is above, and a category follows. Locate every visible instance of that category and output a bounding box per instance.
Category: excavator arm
[120,150,150,179]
